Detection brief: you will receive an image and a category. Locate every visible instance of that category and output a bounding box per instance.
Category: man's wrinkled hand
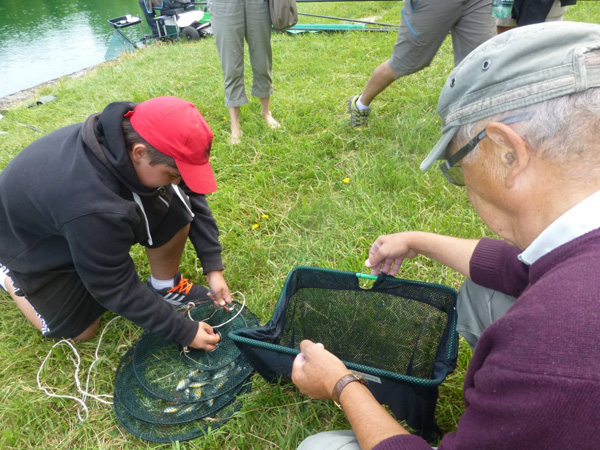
[292,340,350,400]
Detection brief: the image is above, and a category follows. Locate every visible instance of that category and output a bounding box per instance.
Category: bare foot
[262,113,281,129]
[229,126,242,145]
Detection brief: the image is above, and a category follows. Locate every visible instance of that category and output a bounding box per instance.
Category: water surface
[0,0,142,98]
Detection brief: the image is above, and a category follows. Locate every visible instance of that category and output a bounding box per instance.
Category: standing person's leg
[456,279,516,350]
[545,0,567,22]
[349,0,463,127]
[451,0,495,66]
[245,0,279,128]
[209,0,248,143]
[138,0,159,37]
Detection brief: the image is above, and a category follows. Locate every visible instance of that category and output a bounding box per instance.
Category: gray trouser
[456,278,517,350]
[297,430,437,449]
[298,431,359,450]
[209,0,273,107]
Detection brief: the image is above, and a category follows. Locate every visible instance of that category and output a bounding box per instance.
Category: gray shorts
[388,0,495,77]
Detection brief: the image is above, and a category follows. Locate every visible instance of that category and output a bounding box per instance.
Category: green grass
[0,3,598,448]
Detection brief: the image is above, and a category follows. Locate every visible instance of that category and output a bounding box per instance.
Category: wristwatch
[332,372,367,408]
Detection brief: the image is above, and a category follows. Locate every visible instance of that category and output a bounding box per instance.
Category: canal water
[0,0,144,99]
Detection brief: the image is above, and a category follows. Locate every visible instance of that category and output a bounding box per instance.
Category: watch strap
[332,373,367,407]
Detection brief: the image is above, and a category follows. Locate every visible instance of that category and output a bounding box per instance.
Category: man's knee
[456,279,517,349]
[298,430,360,450]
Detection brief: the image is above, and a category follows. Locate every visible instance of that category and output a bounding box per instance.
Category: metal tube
[298,12,398,27]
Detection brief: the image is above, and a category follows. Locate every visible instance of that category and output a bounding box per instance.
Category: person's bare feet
[229,132,242,144]
[262,112,281,129]
[229,124,242,144]
[229,106,242,144]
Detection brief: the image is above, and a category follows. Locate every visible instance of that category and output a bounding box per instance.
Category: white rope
[36,316,120,421]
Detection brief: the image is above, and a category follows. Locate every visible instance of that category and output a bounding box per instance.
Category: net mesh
[113,300,258,442]
[279,287,449,379]
[275,267,456,379]
[105,31,137,60]
[114,384,249,443]
[229,267,459,441]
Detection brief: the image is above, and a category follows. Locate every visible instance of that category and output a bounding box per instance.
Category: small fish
[177,404,196,416]
[163,405,180,414]
[211,365,232,380]
[188,387,203,400]
[188,380,207,388]
[176,378,190,391]
[187,369,201,378]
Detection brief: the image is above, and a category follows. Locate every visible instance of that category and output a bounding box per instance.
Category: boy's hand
[188,321,221,350]
[206,270,233,309]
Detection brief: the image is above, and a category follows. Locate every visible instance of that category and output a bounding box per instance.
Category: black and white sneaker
[148,272,210,310]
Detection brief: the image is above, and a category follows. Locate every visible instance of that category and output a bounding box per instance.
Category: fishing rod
[298,12,399,27]
[286,25,396,33]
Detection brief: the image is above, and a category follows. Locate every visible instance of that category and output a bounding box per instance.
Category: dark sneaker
[348,94,370,128]
[148,272,210,310]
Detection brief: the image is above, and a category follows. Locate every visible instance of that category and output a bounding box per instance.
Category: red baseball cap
[125,96,217,194]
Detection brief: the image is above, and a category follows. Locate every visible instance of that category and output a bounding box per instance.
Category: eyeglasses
[439,112,533,186]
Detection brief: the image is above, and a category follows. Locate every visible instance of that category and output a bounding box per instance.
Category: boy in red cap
[0,96,230,350]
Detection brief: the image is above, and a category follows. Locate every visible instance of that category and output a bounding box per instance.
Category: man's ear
[485,122,531,188]
[130,143,148,164]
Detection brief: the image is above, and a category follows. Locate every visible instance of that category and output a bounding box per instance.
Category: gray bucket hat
[421,21,600,171]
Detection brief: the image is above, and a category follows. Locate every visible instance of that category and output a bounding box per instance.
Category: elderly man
[293,22,600,450]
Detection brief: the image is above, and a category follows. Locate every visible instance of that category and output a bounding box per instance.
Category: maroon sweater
[375,231,600,450]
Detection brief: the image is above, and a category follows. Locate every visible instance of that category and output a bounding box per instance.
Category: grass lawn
[0,2,598,449]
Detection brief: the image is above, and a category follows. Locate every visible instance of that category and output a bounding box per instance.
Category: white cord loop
[36,316,120,421]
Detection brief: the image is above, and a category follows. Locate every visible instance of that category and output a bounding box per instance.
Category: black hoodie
[0,102,223,346]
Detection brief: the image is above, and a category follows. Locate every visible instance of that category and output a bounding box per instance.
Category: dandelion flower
[343,177,350,184]
[252,223,259,230]
[261,214,269,219]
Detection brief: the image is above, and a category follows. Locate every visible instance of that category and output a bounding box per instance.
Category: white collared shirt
[519,190,600,265]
